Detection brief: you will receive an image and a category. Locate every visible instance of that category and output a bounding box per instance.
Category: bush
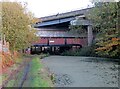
[61,46,97,57]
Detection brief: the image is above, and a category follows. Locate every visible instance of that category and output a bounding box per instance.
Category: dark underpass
[30,44,82,55]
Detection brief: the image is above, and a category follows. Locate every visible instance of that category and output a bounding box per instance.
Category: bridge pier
[40,47,42,52]
[87,25,93,46]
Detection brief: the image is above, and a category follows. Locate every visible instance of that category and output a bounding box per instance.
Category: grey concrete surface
[42,56,119,87]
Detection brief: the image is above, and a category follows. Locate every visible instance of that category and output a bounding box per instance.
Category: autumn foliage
[2,2,37,51]
[1,52,14,69]
[88,2,120,58]
[0,2,38,72]
[95,38,120,58]
[96,38,120,50]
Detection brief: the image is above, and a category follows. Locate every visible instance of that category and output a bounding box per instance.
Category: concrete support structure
[30,8,96,54]
[40,47,42,52]
[87,25,93,46]
[70,19,93,46]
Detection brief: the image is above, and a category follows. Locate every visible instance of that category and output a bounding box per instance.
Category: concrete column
[54,47,56,52]
[40,47,42,52]
[35,46,36,52]
[50,47,52,53]
[87,25,93,46]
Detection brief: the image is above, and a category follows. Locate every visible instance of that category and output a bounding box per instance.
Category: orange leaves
[1,50,20,70]
[112,38,119,41]
[1,52,14,69]
[96,47,107,51]
[96,37,120,51]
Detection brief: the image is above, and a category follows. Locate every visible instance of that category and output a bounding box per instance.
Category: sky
[9,0,94,17]
[26,0,93,18]
[2,0,119,17]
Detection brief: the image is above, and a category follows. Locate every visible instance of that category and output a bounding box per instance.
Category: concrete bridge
[31,8,93,54]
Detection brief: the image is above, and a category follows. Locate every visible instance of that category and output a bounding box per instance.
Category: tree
[69,25,87,34]
[87,2,120,58]
[2,2,38,51]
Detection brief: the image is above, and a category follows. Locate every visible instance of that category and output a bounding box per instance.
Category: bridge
[31,8,93,54]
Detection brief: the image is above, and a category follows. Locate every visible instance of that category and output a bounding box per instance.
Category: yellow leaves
[91,2,120,58]
[96,47,107,51]
[96,37,120,51]
[2,2,37,51]
[32,18,41,24]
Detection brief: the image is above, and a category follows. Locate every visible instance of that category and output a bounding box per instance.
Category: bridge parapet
[39,8,92,22]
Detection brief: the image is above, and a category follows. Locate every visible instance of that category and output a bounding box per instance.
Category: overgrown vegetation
[69,25,87,34]
[1,1,39,71]
[24,57,53,87]
[1,2,38,51]
[61,46,96,57]
[29,57,46,87]
[67,2,120,59]
[87,2,120,58]
[1,55,25,87]
[2,55,53,87]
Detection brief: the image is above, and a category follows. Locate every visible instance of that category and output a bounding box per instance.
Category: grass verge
[27,57,53,87]
[2,54,53,87]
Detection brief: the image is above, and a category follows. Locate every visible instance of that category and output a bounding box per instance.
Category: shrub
[61,46,97,57]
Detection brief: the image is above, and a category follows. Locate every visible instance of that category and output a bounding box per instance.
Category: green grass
[6,79,15,87]
[28,57,53,87]
[4,64,25,87]
[2,56,26,87]
[0,75,2,85]
[2,55,53,87]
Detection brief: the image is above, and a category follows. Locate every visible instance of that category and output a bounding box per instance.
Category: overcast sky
[9,0,94,17]
[26,0,94,18]
[2,0,119,17]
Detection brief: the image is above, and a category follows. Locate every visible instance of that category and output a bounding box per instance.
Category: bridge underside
[34,17,74,27]
[31,44,82,55]
[31,8,93,54]
[31,36,87,54]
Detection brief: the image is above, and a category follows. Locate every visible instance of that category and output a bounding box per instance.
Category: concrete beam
[70,19,92,26]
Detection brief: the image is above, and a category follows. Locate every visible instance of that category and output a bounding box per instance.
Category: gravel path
[42,56,119,87]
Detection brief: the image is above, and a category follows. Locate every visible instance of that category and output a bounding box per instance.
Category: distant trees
[88,2,120,58]
[69,25,87,34]
[2,2,38,51]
